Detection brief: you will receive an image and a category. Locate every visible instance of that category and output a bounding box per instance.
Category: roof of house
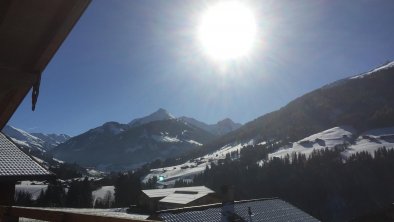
[155,198,320,222]
[0,133,54,181]
[142,186,214,199]
[159,193,210,205]
[0,0,91,129]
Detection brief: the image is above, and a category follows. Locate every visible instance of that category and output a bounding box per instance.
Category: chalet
[140,186,219,212]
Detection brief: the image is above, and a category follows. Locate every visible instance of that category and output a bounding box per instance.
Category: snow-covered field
[269,126,355,159]
[87,168,105,177]
[143,140,255,185]
[16,181,48,200]
[16,181,112,204]
[344,127,394,157]
[269,126,394,160]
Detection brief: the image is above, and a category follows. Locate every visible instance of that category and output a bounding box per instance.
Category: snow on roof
[0,133,53,180]
[159,192,209,205]
[18,207,149,221]
[142,186,214,199]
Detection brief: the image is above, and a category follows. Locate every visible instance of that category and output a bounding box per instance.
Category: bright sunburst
[197,1,257,61]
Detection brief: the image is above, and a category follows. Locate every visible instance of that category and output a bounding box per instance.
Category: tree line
[183,143,394,221]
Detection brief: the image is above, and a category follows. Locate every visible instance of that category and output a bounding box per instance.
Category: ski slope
[143,140,254,185]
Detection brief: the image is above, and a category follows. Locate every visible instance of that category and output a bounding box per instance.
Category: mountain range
[3,60,394,173]
[2,125,70,152]
[50,109,242,170]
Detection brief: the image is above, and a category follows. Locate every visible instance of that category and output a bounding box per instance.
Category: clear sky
[9,0,394,136]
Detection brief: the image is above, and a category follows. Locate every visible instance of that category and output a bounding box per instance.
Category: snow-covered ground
[268,126,394,160]
[92,186,115,205]
[66,176,103,183]
[344,127,394,157]
[87,168,105,177]
[185,139,203,146]
[143,140,255,185]
[152,134,181,143]
[269,126,355,159]
[16,181,48,200]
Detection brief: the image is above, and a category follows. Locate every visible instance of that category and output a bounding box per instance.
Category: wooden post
[0,182,18,222]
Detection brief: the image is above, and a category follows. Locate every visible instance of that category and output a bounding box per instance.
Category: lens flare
[197,1,257,61]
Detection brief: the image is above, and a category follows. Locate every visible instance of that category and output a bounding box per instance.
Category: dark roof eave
[0,173,56,183]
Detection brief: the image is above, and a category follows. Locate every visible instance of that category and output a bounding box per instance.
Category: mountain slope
[144,124,394,185]
[190,61,394,157]
[52,119,216,171]
[31,133,70,148]
[2,125,70,152]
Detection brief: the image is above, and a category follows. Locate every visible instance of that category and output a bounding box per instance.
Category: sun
[197,1,257,61]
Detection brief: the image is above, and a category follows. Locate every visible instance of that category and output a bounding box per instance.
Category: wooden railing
[0,206,158,222]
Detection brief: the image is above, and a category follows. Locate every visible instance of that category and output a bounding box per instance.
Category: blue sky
[9,0,394,136]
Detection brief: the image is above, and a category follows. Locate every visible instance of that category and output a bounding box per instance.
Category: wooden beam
[31,0,92,72]
[0,0,91,130]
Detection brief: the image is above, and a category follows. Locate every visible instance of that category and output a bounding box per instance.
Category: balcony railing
[0,206,157,222]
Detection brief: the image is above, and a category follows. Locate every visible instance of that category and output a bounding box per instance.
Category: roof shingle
[0,133,53,181]
[158,198,320,222]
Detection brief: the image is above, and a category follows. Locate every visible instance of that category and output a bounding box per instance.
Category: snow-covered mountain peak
[152,108,175,119]
[31,133,70,147]
[129,108,175,126]
[2,125,43,146]
[2,125,70,151]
